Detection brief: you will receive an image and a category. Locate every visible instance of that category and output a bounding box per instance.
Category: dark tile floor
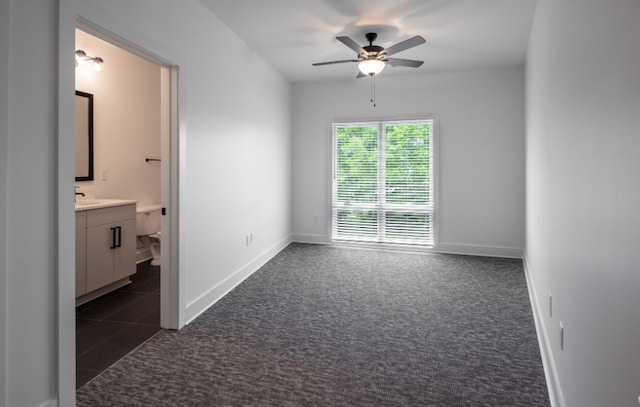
[76,261,161,389]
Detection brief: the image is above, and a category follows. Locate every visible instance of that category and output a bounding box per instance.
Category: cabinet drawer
[87,204,136,227]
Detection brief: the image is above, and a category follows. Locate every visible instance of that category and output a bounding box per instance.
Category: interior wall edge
[522,254,565,407]
[185,235,293,324]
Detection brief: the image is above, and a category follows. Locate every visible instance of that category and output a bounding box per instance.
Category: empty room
[2,0,639,407]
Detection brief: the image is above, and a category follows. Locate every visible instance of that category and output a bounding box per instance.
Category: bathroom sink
[75,199,103,206]
[75,198,138,211]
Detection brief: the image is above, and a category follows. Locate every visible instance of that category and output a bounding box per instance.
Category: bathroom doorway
[72,21,180,389]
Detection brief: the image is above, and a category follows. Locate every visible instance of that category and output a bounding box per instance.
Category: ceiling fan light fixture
[358,59,385,76]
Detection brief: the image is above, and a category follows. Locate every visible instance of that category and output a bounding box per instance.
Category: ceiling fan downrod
[365,32,377,46]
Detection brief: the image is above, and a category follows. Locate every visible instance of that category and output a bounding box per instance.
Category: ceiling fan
[313,32,426,78]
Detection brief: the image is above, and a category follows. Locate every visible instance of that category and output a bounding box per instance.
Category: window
[332,119,434,246]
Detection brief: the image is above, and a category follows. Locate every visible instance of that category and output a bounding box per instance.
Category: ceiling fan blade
[336,36,364,54]
[357,71,367,79]
[312,59,359,66]
[386,58,424,68]
[385,36,426,57]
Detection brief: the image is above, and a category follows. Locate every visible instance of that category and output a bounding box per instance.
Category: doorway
[71,21,180,389]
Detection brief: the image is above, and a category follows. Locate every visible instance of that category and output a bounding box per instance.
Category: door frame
[74,17,181,327]
[57,8,184,406]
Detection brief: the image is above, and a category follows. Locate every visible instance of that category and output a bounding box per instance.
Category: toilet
[136,204,162,266]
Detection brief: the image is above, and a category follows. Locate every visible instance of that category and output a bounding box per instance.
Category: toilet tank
[136,204,162,236]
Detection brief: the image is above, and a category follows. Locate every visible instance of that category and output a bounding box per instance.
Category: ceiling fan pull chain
[370,75,373,103]
[370,74,377,107]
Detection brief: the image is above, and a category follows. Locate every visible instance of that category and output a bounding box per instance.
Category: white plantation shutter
[332,120,434,246]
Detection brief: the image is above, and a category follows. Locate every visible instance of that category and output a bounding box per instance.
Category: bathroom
[74,28,164,388]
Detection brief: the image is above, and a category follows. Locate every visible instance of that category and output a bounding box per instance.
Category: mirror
[75,90,94,181]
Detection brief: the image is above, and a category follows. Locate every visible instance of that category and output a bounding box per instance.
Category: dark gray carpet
[76,243,550,406]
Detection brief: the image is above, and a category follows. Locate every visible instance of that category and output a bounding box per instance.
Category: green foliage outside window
[385,124,430,204]
[336,126,378,203]
[336,124,430,205]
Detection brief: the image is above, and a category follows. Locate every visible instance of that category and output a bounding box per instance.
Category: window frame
[331,118,438,248]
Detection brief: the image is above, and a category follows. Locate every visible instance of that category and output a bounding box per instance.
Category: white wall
[5,1,59,406]
[3,0,292,405]
[75,29,161,207]
[0,1,9,405]
[526,0,640,406]
[292,67,525,257]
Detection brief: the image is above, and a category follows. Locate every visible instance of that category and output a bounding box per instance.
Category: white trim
[75,278,131,306]
[0,0,8,404]
[325,119,334,242]
[435,242,524,258]
[37,399,58,407]
[185,235,292,324]
[292,237,523,259]
[431,117,441,249]
[292,233,328,245]
[75,10,183,330]
[159,64,182,330]
[523,254,565,407]
[57,2,78,405]
[330,119,436,246]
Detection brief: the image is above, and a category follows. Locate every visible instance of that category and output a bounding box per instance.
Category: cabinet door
[76,212,87,297]
[86,223,116,292]
[113,218,136,281]
[76,260,87,297]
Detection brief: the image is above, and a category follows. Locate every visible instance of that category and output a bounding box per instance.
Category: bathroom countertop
[74,198,138,212]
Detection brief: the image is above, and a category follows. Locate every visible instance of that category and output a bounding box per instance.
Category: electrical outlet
[250,233,253,243]
[559,322,564,351]
[549,292,553,318]
[100,169,108,181]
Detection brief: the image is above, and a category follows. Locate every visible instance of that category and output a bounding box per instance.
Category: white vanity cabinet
[86,204,136,292]
[75,200,137,303]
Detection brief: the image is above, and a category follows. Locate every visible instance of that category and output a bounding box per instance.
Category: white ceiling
[199,0,537,83]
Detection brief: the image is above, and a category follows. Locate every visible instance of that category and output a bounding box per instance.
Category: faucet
[75,186,85,202]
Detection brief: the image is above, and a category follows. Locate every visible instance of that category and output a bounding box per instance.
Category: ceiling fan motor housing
[362,33,385,60]
[362,45,386,60]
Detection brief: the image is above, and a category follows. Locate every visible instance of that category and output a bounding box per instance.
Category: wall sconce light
[75,50,104,71]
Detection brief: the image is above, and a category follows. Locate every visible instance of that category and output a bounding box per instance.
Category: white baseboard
[523,254,565,407]
[76,278,131,306]
[292,236,523,258]
[292,233,328,244]
[38,398,57,407]
[435,242,524,258]
[185,235,292,324]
